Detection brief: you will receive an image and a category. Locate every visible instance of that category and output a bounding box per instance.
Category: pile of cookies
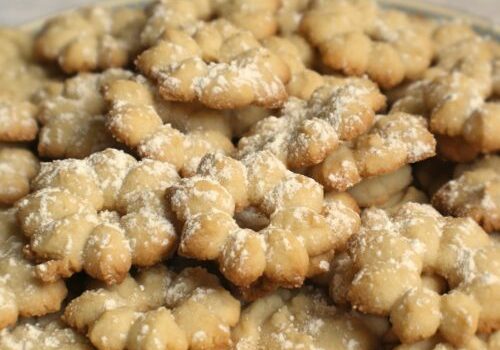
[0,0,499,349]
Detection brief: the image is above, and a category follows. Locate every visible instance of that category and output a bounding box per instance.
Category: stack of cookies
[0,0,499,349]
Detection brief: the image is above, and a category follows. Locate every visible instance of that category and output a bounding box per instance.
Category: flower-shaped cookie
[393,332,500,350]
[0,145,39,205]
[35,6,145,73]
[64,266,240,350]
[16,148,179,285]
[141,0,280,47]
[330,203,500,346]
[213,0,281,39]
[390,22,499,162]
[345,164,429,213]
[237,77,386,169]
[262,35,324,100]
[300,0,434,88]
[104,77,236,176]
[310,111,436,191]
[140,0,212,47]
[37,69,132,159]
[232,288,379,349]
[136,19,290,109]
[432,155,500,233]
[167,151,360,291]
[0,29,57,142]
[0,208,67,330]
[0,316,91,350]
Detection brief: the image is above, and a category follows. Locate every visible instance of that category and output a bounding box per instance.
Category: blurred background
[0,0,498,26]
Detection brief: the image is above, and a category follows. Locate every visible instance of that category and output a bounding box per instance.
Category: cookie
[432,155,500,232]
[64,266,240,350]
[37,69,132,159]
[330,203,500,346]
[104,77,235,176]
[393,332,500,350]
[0,316,91,350]
[300,1,433,88]
[0,208,67,330]
[141,0,279,47]
[262,35,324,100]
[390,22,499,162]
[167,151,360,290]
[0,29,55,142]
[140,0,212,47]
[232,288,379,349]
[0,145,39,205]
[35,6,145,73]
[237,77,386,169]
[16,148,179,284]
[136,19,289,109]
[347,165,413,208]
[310,112,436,191]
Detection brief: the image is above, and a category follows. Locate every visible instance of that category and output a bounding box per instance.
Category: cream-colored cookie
[233,288,379,349]
[0,208,67,330]
[0,145,39,205]
[310,112,436,191]
[300,1,433,88]
[137,19,289,109]
[432,155,500,232]
[0,316,91,350]
[35,6,145,73]
[104,77,236,176]
[330,203,500,346]
[238,77,386,169]
[167,151,360,292]
[37,69,132,159]
[16,148,179,284]
[64,266,240,350]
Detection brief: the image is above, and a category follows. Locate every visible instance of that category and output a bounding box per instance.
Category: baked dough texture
[330,203,500,346]
[167,151,360,291]
[64,266,240,350]
[16,148,180,285]
[0,209,67,330]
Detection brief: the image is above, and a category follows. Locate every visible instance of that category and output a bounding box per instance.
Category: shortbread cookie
[238,77,386,169]
[277,0,311,35]
[0,208,67,330]
[64,266,240,350]
[432,155,500,232]
[300,0,433,88]
[136,19,289,109]
[330,203,500,346]
[0,145,39,205]
[232,288,379,349]
[0,317,91,350]
[0,29,55,142]
[167,151,360,290]
[104,77,235,176]
[141,0,279,47]
[0,97,38,142]
[140,0,212,47]
[390,23,499,162]
[394,332,500,350]
[37,69,132,159]
[347,165,413,208]
[213,0,281,39]
[310,112,436,191]
[35,6,145,73]
[16,148,180,285]
[262,36,324,100]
